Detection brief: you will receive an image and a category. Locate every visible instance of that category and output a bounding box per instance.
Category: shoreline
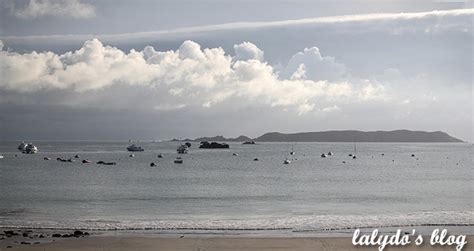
[1,234,472,251]
[2,226,473,250]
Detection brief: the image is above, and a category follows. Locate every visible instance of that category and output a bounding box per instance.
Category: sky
[0,0,472,141]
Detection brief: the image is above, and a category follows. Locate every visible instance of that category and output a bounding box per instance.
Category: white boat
[283,158,291,164]
[0,155,4,159]
[174,157,183,164]
[127,144,144,152]
[177,145,188,154]
[24,143,38,154]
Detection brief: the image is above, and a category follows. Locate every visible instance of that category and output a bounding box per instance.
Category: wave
[1,211,473,233]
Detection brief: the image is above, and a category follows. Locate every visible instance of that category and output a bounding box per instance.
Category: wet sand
[1,235,472,251]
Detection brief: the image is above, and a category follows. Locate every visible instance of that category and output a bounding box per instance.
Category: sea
[0,141,472,236]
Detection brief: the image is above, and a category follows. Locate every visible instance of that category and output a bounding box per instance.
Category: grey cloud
[7,0,95,19]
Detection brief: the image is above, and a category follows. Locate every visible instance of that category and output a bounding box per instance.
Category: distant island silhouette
[187,130,463,142]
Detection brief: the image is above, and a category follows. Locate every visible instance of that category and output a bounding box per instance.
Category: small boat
[24,143,38,154]
[327,151,333,156]
[127,144,144,152]
[44,157,51,160]
[348,154,353,157]
[74,154,80,158]
[352,155,357,159]
[174,157,183,164]
[97,161,116,165]
[232,153,239,156]
[82,159,91,164]
[290,151,295,155]
[411,154,416,157]
[0,155,4,159]
[17,142,27,151]
[177,145,188,154]
[321,153,327,158]
[242,141,256,145]
[283,158,291,164]
[129,154,135,157]
[157,153,163,158]
[253,158,259,161]
[150,162,157,167]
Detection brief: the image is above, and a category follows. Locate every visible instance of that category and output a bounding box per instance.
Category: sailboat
[352,141,357,159]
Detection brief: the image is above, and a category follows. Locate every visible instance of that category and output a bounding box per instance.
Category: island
[189,130,463,143]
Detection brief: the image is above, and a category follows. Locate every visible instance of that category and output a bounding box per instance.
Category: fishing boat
[24,143,38,154]
[127,144,144,152]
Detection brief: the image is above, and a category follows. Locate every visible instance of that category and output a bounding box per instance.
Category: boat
[177,145,189,154]
[327,151,333,156]
[253,158,259,161]
[127,144,144,152]
[242,141,256,145]
[24,143,38,154]
[82,159,91,164]
[352,141,357,159]
[232,153,239,156]
[157,153,163,158]
[0,155,4,159]
[283,158,291,164]
[150,162,157,167]
[17,142,27,151]
[174,157,183,164]
[97,161,116,165]
[321,153,327,158]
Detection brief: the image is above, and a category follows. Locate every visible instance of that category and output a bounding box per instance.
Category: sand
[1,235,472,251]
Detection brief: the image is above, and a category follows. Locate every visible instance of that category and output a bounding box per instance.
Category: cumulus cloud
[234,42,264,61]
[282,47,348,82]
[9,0,95,19]
[0,39,387,115]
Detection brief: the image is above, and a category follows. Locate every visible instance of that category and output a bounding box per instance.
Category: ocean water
[0,141,472,234]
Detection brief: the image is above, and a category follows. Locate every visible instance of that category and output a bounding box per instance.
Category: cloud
[1,8,471,43]
[9,0,95,19]
[282,47,348,82]
[234,42,264,61]
[0,38,387,115]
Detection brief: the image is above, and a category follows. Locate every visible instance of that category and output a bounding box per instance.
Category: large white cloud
[9,0,95,19]
[0,39,386,114]
[234,42,264,62]
[282,47,348,82]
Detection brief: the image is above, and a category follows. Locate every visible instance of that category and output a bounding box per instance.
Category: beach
[1,234,473,251]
